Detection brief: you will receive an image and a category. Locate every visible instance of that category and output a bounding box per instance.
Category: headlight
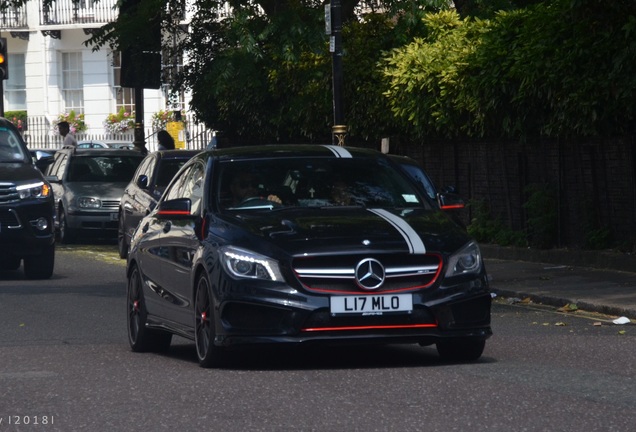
[445,241,482,277]
[78,197,102,209]
[17,182,51,199]
[220,246,284,282]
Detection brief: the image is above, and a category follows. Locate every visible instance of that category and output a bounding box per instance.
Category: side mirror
[136,175,149,189]
[156,198,193,219]
[438,191,465,210]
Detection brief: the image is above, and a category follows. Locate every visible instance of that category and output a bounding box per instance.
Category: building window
[62,52,84,113]
[112,51,135,113]
[162,46,184,110]
[5,53,26,110]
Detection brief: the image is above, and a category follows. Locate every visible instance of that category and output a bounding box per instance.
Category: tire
[127,264,172,352]
[194,272,225,368]
[117,211,128,259]
[0,256,21,271]
[58,209,76,244]
[436,338,486,362]
[24,243,55,280]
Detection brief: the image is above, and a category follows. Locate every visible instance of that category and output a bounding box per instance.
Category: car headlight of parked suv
[78,197,102,209]
[17,181,51,200]
[445,241,482,277]
[220,246,284,281]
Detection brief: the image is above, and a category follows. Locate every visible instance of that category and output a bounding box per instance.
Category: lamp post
[328,0,346,146]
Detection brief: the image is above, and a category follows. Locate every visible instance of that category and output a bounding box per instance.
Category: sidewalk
[481,245,636,320]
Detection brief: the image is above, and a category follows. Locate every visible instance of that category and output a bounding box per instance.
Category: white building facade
[0,0,206,149]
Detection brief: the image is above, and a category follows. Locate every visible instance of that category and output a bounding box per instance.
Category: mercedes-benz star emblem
[355,258,385,290]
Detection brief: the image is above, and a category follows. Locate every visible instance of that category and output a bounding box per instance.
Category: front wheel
[436,338,486,362]
[194,272,225,368]
[24,243,55,280]
[58,209,76,244]
[117,211,128,259]
[127,264,172,352]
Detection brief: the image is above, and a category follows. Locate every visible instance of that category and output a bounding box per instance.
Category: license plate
[330,294,413,315]
[110,212,119,221]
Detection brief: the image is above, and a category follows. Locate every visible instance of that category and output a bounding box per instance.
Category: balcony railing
[0,5,28,29]
[40,0,119,26]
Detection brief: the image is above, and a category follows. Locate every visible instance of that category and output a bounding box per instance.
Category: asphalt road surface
[0,245,634,432]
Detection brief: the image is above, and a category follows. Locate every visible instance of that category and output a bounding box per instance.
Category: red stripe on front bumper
[301,323,437,332]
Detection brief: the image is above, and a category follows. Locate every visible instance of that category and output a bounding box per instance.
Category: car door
[158,161,207,327]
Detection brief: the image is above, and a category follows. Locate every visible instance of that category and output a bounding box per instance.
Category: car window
[0,126,29,162]
[217,157,430,210]
[47,152,68,178]
[163,162,205,214]
[399,164,437,200]
[134,155,154,180]
[67,155,142,182]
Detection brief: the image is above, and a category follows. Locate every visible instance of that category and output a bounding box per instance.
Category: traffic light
[0,37,7,81]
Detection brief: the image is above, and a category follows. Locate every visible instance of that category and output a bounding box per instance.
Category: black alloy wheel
[127,264,172,352]
[194,272,225,368]
[117,210,128,259]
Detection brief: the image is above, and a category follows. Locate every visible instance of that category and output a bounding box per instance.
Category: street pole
[330,0,346,146]
[133,86,146,153]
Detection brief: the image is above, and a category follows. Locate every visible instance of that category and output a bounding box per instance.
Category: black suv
[0,117,56,279]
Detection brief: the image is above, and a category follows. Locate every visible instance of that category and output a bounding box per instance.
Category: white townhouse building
[0,0,206,149]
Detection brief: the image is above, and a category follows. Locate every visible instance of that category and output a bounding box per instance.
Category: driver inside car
[229,172,282,206]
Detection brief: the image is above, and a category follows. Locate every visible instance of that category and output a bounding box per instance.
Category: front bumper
[212,276,492,347]
[66,209,119,231]
[0,202,55,257]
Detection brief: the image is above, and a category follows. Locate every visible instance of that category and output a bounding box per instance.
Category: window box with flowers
[54,111,87,134]
[151,110,186,132]
[104,108,135,134]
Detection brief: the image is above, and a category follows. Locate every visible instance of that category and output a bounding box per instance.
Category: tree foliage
[382,0,636,139]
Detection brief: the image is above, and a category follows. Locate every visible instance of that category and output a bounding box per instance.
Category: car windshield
[68,155,141,182]
[0,127,29,163]
[217,157,431,210]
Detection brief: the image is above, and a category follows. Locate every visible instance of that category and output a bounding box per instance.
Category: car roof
[156,149,201,160]
[209,144,382,161]
[77,140,132,145]
[60,148,144,157]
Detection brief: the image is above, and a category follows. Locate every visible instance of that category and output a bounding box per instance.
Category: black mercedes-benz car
[127,145,491,367]
[0,117,56,279]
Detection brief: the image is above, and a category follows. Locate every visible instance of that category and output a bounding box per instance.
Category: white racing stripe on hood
[322,145,353,158]
[368,208,427,254]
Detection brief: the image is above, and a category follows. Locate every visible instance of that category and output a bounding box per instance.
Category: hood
[218,207,470,257]
[64,182,128,201]
[0,162,45,184]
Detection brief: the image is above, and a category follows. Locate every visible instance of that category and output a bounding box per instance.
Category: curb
[480,244,636,274]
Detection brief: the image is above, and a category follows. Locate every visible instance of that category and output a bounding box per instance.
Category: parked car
[77,140,134,150]
[126,145,492,368]
[118,149,200,258]
[44,148,144,243]
[389,154,466,211]
[0,117,56,279]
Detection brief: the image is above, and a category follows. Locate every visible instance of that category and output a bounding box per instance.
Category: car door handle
[163,221,172,233]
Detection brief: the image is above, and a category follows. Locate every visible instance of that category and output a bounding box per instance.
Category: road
[0,245,635,431]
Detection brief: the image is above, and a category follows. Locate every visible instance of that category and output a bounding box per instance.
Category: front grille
[0,183,19,205]
[0,209,21,228]
[293,253,442,294]
[101,200,120,210]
